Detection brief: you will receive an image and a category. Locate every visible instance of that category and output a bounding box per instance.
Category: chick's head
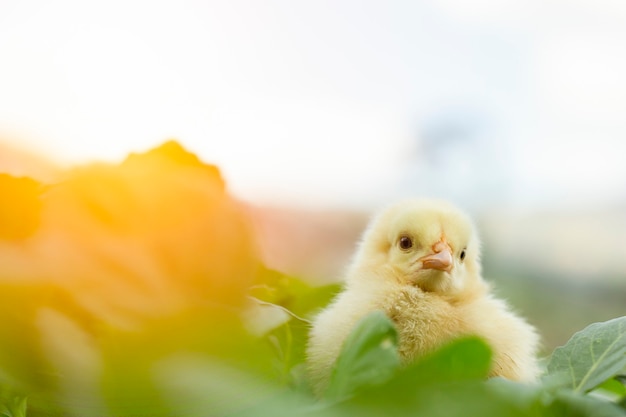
[350,199,483,296]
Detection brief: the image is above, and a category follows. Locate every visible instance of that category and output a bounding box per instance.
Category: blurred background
[1,0,625,352]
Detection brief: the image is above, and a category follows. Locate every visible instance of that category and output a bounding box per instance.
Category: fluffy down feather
[307,199,539,395]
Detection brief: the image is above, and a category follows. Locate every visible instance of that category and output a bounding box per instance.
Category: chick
[307,199,539,395]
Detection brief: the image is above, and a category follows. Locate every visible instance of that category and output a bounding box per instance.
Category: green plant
[0,386,26,417]
[1,271,626,416]
[239,273,626,416]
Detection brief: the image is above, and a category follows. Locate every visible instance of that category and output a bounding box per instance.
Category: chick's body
[307,199,539,395]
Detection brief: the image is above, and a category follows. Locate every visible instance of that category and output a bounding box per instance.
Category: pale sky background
[1,0,626,210]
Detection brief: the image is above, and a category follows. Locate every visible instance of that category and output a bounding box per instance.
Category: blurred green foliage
[483,255,626,354]
[0,386,26,417]
[5,269,626,416]
[324,310,400,401]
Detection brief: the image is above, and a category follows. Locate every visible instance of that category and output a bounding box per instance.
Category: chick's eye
[398,236,413,250]
[460,249,466,261]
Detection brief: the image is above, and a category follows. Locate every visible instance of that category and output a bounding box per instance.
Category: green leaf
[486,377,544,413]
[0,394,27,417]
[546,316,626,393]
[341,337,496,417]
[251,268,340,320]
[339,339,525,417]
[248,271,340,389]
[154,354,331,417]
[353,336,492,405]
[401,336,493,383]
[487,378,626,417]
[547,390,626,417]
[324,311,400,401]
[592,377,626,401]
[265,319,312,387]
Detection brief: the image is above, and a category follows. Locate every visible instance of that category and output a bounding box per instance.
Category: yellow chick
[307,199,539,395]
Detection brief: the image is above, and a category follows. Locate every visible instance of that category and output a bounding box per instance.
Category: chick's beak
[419,241,453,272]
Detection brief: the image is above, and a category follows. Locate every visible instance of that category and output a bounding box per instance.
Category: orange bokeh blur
[0,141,262,408]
